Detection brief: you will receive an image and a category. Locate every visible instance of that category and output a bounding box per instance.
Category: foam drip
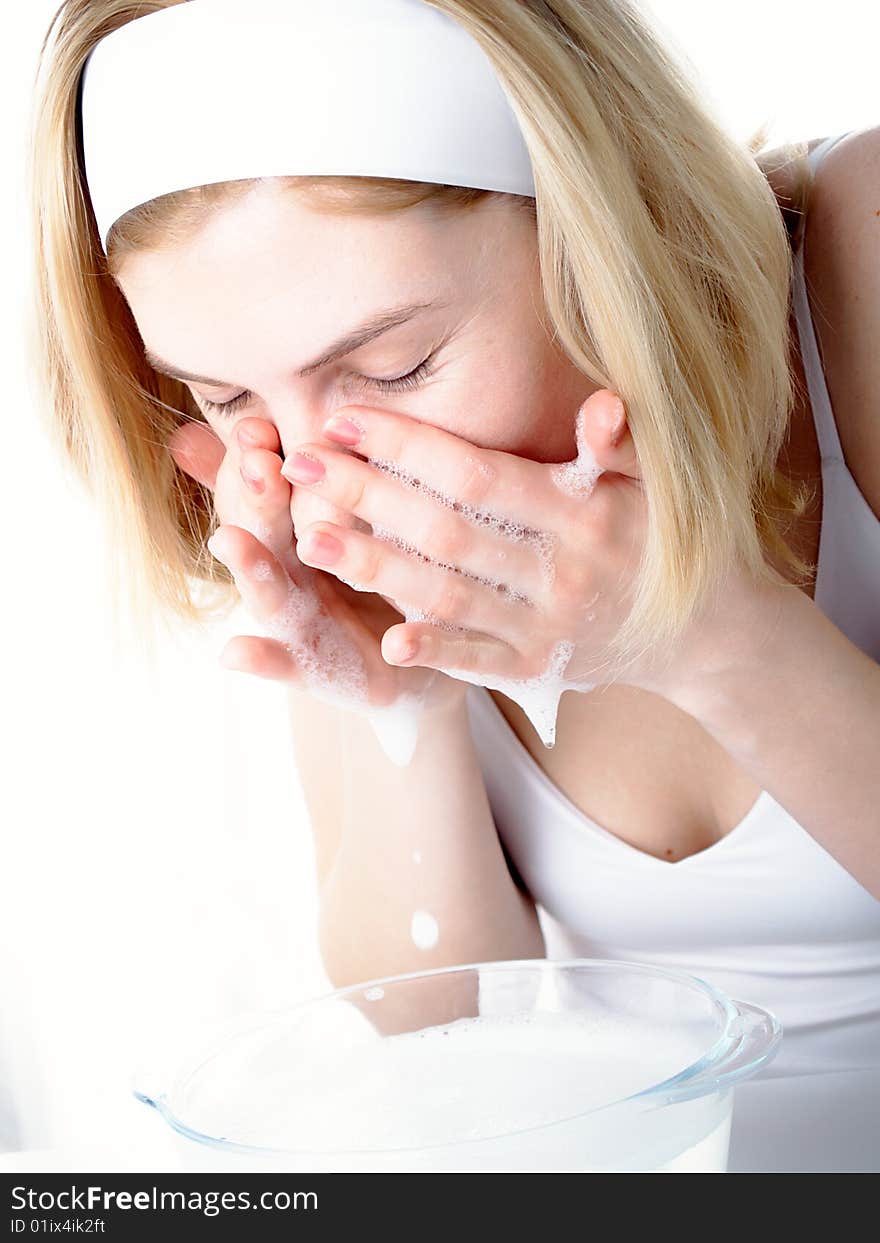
[410,909,440,950]
[432,636,596,748]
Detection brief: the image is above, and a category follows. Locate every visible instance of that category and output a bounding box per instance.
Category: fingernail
[393,636,420,663]
[322,415,364,446]
[240,462,265,492]
[302,530,343,564]
[236,425,259,448]
[282,452,325,485]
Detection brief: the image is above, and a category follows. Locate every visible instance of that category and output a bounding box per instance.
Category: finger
[310,404,549,527]
[289,463,373,547]
[380,623,523,679]
[219,633,302,682]
[234,415,282,455]
[237,445,293,534]
[294,519,538,646]
[215,439,297,572]
[207,524,298,619]
[575,389,641,481]
[280,442,548,598]
[209,524,385,693]
[167,421,225,490]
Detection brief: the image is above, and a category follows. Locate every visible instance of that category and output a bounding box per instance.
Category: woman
[30,0,879,1171]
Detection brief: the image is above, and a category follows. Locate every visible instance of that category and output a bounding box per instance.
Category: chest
[489,244,856,865]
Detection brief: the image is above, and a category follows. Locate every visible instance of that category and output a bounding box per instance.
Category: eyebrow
[143,299,449,387]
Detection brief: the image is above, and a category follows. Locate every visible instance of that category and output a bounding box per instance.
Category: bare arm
[287,688,546,990]
[663,129,880,899]
[803,126,880,519]
[666,579,880,900]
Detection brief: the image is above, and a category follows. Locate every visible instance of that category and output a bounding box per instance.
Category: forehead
[119,183,507,318]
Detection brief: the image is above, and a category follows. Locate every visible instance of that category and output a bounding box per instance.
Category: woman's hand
[166,415,468,715]
[279,389,649,690]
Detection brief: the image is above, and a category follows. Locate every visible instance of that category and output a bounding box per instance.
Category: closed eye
[197,355,437,419]
[197,391,252,418]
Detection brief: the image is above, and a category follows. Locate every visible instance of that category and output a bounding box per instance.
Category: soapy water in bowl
[192,1007,724,1169]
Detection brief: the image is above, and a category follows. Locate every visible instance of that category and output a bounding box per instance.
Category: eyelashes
[369,355,435,394]
[198,355,436,419]
[198,390,251,417]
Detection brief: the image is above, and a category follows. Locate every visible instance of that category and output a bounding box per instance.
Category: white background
[1,1,877,1158]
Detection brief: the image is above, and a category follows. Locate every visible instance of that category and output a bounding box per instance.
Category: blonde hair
[29,0,816,677]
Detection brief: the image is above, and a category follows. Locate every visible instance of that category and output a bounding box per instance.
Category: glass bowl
[132,957,782,1172]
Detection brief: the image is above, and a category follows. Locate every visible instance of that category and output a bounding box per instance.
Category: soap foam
[260,574,368,703]
[549,401,604,499]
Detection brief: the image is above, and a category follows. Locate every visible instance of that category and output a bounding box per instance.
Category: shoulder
[803,126,880,521]
[807,125,880,227]
[758,136,826,244]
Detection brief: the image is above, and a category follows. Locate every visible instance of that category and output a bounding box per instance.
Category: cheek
[427,371,540,455]
[464,387,571,463]
[511,372,596,465]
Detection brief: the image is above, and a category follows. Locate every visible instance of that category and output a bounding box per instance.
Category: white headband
[79,0,537,254]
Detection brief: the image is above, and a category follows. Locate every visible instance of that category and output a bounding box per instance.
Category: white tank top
[465,133,880,1172]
